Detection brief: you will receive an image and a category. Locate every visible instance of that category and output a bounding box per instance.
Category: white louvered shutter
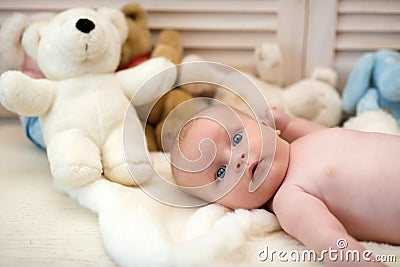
[305,0,400,91]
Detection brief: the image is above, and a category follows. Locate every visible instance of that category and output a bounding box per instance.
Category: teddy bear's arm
[0,70,56,116]
[117,57,176,106]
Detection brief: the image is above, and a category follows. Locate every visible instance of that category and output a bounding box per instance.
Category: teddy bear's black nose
[75,18,95,34]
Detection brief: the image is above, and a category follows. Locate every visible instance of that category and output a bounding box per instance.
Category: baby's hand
[270,107,292,132]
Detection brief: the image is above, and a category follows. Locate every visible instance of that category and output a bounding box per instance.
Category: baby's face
[172,106,288,209]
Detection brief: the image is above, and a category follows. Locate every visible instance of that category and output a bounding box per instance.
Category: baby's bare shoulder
[294,127,400,150]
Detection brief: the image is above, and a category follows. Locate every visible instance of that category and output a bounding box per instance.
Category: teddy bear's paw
[105,162,152,186]
[52,164,102,189]
[0,71,19,110]
[0,70,49,116]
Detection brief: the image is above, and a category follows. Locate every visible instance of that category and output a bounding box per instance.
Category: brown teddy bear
[119,3,187,151]
[153,89,193,150]
[144,88,198,151]
[119,3,183,69]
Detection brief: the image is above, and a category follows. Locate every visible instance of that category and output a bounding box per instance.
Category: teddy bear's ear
[121,3,148,28]
[98,7,128,44]
[21,22,44,60]
[310,66,338,88]
[0,13,31,72]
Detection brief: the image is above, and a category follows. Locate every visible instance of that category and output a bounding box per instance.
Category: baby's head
[171,105,290,209]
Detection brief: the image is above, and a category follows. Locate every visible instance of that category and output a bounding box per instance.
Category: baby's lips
[248,161,259,178]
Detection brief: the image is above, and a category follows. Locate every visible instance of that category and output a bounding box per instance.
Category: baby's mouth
[249,162,259,178]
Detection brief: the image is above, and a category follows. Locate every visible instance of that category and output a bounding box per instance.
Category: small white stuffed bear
[254,42,284,87]
[0,7,177,189]
[212,66,342,127]
[282,67,342,127]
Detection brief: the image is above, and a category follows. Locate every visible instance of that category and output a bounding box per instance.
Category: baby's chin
[215,193,269,210]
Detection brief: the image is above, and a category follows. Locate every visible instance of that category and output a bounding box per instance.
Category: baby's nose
[234,153,247,170]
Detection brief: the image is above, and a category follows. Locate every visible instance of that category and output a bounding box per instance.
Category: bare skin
[171,105,400,267]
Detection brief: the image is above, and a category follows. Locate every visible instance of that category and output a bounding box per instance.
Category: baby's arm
[0,71,55,116]
[272,186,384,267]
[271,107,327,142]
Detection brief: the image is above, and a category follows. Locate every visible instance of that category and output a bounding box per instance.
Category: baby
[171,104,400,267]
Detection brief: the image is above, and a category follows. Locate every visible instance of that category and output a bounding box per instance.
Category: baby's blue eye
[216,166,226,183]
[232,132,243,146]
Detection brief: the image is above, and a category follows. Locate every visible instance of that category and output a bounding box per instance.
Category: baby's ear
[22,22,44,60]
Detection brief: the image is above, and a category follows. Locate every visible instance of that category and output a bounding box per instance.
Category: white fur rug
[63,152,400,267]
[1,121,399,267]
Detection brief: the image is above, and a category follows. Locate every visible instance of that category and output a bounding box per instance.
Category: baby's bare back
[286,128,400,244]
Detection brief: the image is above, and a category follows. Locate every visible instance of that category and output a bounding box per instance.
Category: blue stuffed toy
[342,49,400,125]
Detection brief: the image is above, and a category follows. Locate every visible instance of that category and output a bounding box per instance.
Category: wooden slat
[335,0,400,91]
[182,49,257,74]
[336,32,400,50]
[174,31,275,50]
[147,12,277,32]
[139,0,277,13]
[334,51,371,69]
[277,0,307,85]
[337,14,400,32]
[0,0,277,13]
[338,0,400,14]
[305,0,337,76]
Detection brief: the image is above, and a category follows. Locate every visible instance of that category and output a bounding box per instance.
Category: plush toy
[0,12,54,77]
[281,66,342,127]
[140,29,184,150]
[343,109,400,136]
[119,3,183,69]
[254,42,284,87]
[118,3,152,69]
[0,12,55,149]
[178,42,342,127]
[342,49,400,125]
[119,3,183,151]
[212,66,342,127]
[178,43,284,97]
[0,7,177,189]
[178,54,223,97]
[155,89,212,153]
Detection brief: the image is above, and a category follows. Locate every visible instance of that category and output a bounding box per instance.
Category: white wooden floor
[0,119,116,267]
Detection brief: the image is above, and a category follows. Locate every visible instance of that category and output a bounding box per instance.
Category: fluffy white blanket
[60,152,400,267]
[1,122,399,267]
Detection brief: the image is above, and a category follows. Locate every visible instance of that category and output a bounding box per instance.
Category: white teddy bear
[0,7,177,189]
